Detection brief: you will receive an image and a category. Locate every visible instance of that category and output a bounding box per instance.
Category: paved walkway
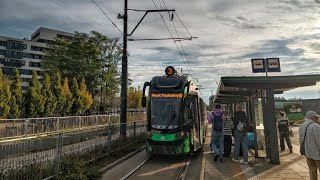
[201,125,319,180]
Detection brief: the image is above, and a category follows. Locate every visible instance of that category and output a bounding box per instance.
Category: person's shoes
[242,161,248,165]
[289,150,293,153]
[280,149,284,152]
[219,158,223,162]
[214,155,219,161]
[232,158,240,163]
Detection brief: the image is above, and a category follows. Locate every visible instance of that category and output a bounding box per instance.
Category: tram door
[191,96,200,150]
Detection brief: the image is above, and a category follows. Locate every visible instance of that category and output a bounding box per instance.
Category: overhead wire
[151,0,192,75]
[160,0,195,77]
[91,0,123,34]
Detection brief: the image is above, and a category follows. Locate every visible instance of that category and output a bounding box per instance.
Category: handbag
[289,129,294,137]
[300,122,313,155]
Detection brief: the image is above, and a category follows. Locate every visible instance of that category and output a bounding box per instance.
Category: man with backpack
[277,112,293,153]
[232,104,249,165]
[208,104,225,162]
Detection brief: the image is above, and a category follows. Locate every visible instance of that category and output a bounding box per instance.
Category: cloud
[2,0,320,103]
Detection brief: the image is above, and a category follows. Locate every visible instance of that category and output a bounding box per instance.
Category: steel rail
[119,154,153,180]
[176,154,192,180]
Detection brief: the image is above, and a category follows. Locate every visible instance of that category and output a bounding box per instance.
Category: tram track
[120,153,193,180]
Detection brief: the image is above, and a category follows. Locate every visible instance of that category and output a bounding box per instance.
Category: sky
[1,0,320,103]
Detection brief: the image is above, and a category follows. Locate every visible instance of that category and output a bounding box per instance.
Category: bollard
[24,118,28,136]
[55,133,63,177]
[78,116,81,128]
[56,117,60,131]
[107,125,112,153]
[95,115,98,127]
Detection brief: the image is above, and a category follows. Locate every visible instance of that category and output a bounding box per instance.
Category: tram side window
[183,97,193,126]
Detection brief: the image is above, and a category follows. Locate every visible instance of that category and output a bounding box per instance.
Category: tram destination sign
[251,58,281,73]
[151,93,183,98]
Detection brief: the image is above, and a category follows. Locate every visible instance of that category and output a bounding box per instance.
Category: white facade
[0,27,74,90]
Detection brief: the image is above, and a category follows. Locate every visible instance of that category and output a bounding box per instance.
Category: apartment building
[0,27,74,90]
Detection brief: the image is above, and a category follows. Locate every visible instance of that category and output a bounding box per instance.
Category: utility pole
[120,0,128,139]
[118,2,192,139]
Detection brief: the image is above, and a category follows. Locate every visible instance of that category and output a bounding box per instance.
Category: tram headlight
[180,131,185,137]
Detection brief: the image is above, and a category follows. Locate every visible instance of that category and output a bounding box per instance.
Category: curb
[199,145,206,180]
[99,145,146,174]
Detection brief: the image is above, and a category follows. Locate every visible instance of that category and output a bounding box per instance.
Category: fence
[0,120,147,180]
[0,110,146,138]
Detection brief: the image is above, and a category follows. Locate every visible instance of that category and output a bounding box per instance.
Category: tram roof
[213,74,320,104]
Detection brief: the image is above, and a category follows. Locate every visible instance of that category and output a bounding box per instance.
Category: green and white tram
[142,66,207,155]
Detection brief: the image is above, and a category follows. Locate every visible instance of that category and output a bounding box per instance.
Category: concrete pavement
[201,125,319,180]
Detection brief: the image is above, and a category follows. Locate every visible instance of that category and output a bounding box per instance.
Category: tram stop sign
[251,58,281,73]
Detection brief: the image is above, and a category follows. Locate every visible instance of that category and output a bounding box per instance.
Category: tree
[0,69,12,118]
[208,95,215,110]
[42,73,57,117]
[61,78,74,115]
[79,78,93,114]
[44,31,122,97]
[9,68,23,118]
[52,72,65,116]
[128,87,142,109]
[71,78,82,115]
[25,71,44,117]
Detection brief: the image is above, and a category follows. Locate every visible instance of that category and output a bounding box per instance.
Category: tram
[142,66,207,155]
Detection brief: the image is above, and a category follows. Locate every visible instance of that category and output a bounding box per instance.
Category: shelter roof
[214,74,320,104]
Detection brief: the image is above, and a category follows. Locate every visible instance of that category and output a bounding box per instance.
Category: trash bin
[247,132,255,149]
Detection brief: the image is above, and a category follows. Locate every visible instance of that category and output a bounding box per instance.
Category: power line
[151,0,192,75]
[91,0,123,34]
[161,0,195,77]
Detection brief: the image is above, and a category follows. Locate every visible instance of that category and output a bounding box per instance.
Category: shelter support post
[261,95,271,159]
[249,97,259,158]
[265,88,280,164]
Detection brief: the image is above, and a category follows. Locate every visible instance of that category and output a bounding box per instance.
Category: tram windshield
[150,98,181,129]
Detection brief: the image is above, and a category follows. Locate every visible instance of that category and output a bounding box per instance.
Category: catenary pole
[120,0,128,139]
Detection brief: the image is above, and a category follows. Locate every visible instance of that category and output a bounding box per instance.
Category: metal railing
[0,110,146,138]
[0,120,147,180]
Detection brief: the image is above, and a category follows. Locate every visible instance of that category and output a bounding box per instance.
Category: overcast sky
[1,0,320,102]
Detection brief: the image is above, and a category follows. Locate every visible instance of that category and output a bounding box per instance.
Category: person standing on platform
[208,104,225,162]
[232,104,249,164]
[299,111,320,180]
[223,111,233,158]
[277,112,293,153]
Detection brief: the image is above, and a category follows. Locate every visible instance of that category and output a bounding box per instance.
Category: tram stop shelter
[213,74,320,164]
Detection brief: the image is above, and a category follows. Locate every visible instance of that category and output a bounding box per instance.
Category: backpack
[213,112,223,132]
[278,120,289,132]
[237,121,245,132]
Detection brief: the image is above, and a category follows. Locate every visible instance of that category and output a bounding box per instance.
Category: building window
[0,49,6,55]
[37,39,51,43]
[6,42,27,51]
[29,53,42,59]
[29,62,41,67]
[1,67,14,75]
[5,50,23,59]
[0,58,4,64]
[0,41,7,47]
[31,46,45,52]
[3,59,25,67]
